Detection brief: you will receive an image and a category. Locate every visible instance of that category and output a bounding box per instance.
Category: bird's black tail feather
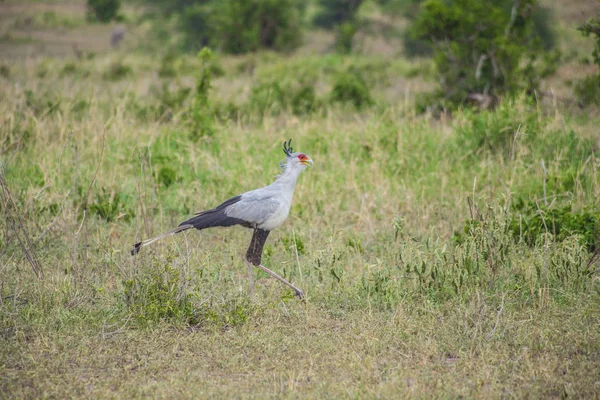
[131,204,251,256]
[130,224,193,255]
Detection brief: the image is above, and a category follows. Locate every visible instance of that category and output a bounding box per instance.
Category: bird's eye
[298,154,306,160]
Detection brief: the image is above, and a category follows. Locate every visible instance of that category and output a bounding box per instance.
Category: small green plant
[249,81,287,115]
[454,98,540,153]
[153,83,192,118]
[124,253,200,326]
[188,48,215,140]
[87,0,121,23]
[282,235,305,255]
[574,74,600,106]
[0,64,10,79]
[330,68,373,108]
[291,85,319,115]
[88,188,134,222]
[361,267,403,309]
[335,22,358,54]
[158,52,178,78]
[248,77,320,116]
[103,62,132,81]
[509,203,600,252]
[24,89,61,117]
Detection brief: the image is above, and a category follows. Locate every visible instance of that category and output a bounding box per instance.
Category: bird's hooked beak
[301,158,314,167]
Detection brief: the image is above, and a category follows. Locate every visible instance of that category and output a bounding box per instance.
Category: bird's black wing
[179,195,253,230]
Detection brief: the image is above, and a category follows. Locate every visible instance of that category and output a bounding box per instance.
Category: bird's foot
[294,289,305,301]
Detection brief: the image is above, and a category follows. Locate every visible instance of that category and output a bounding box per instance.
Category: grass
[2,1,600,398]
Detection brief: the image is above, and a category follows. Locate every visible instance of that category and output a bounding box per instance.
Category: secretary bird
[131,139,313,299]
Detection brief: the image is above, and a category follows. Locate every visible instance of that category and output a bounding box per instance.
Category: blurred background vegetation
[76,0,598,108]
[1,0,600,397]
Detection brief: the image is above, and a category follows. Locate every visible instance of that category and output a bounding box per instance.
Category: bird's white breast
[258,198,291,231]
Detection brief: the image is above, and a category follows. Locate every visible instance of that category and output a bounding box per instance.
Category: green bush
[0,64,9,79]
[248,78,320,116]
[291,85,319,115]
[395,0,555,57]
[330,68,373,108]
[509,203,600,252]
[152,83,192,118]
[103,62,132,80]
[575,17,600,106]
[313,0,364,28]
[314,0,364,53]
[574,74,600,106]
[180,3,213,50]
[454,98,540,152]
[172,0,305,53]
[411,0,557,107]
[454,202,600,253]
[88,188,135,223]
[124,251,253,328]
[124,254,200,326]
[335,22,358,53]
[578,17,600,67]
[87,0,121,23]
[188,48,215,139]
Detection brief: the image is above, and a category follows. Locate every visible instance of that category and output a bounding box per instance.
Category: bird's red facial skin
[298,154,313,166]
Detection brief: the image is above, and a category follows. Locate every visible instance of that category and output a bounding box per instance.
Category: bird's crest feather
[283,139,293,157]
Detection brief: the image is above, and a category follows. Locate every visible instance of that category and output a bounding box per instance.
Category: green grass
[1,3,600,398]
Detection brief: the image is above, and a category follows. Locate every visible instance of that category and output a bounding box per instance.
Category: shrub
[88,188,135,223]
[335,22,358,53]
[574,74,600,106]
[172,0,305,53]
[188,48,215,139]
[124,251,253,328]
[313,0,364,28]
[124,254,200,326]
[248,78,320,116]
[0,64,9,79]
[454,98,540,152]
[411,0,558,107]
[291,85,319,115]
[509,203,600,252]
[180,2,213,50]
[575,17,600,106]
[330,68,373,108]
[578,17,600,67]
[103,62,132,80]
[314,0,364,53]
[454,201,600,253]
[394,0,555,57]
[86,0,121,23]
[249,81,288,115]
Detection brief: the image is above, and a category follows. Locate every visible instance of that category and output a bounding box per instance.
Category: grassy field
[2,1,600,398]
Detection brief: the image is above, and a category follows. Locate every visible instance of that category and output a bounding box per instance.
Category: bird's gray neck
[274,165,303,189]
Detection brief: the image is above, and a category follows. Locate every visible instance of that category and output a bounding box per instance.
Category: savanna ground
[1,1,600,398]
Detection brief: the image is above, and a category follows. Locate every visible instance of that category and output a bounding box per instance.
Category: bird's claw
[294,289,305,301]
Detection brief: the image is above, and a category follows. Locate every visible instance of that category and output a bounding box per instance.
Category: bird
[131,139,313,299]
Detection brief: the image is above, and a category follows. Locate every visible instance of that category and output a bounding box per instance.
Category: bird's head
[282,139,313,169]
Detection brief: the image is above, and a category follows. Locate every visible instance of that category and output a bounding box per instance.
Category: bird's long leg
[245,260,255,300]
[246,228,305,300]
[257,263,305,299]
